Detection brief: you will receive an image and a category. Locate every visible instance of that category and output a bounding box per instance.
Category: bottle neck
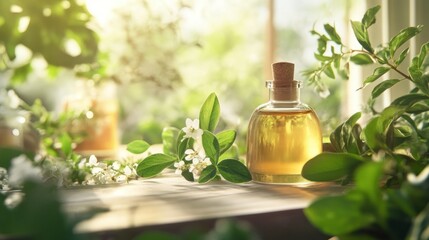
[268,87,300,103]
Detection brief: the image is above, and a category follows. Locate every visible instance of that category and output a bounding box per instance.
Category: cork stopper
[272,62,295,87]
[269,62,300,101]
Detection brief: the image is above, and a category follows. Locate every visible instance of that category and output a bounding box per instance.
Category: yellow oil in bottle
[246,62,322,184]
[247,109,322,184]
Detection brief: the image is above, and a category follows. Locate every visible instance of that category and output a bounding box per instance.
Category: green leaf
[217,130,237,155]
[199,93,220,132]
[323,65,335,78]
[304,194,376,235]
[219,144,240,162]
[414,74,429,95]
[330,112,364,154]
[59,133,72,157]
[202,130,220,164]
[389,26,423,57]
[415,41,429,68]
[364,66,390,84]
[136,153,176,178]
[324,24,342,44]
[371,79,401,99]
[391,93,429,108]
[395,47,409,65]
[127,140,150,154]
[364,106,406,151]
[198,165,218,183]
[406,101,429,114]
[181,170,194,182]
[162,127,179,157]
[317,35,329,54]
[355,162,383,207]
[362,5,381,28]
[350,21,374,53]
[10,63,33,85]
[218,159,252,183]
[350,53,374,65]
[376,48,390,64]
[301,152,365,181]
[177,130,193,161]
[0,148,34,169]
[314,53,331,61]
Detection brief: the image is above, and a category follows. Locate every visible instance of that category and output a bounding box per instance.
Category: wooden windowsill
[61,172,342,239]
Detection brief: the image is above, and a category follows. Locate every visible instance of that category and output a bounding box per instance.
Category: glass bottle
[65,80,119,159]
[247,62,322,184]
[0,108,28,149]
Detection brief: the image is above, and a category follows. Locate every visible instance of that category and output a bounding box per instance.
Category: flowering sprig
[128,93,252,183]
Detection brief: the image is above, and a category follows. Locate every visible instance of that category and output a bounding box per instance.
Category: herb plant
[128,93,252,184]
[301,5,429,239]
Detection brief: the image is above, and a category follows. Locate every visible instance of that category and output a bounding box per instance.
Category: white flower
[189,157,212,178]
[0,167,7,180]
[112,161,121,171]
[4,192,24,209]
[7,90,21,109]
[174,161,186,175]
[78,159,87,169]
[8,155,42,187]
[0,90,21,109]
[0,167,9,190]
[91,167,103,175]
[407,165,429,184]
[87,155,98,167]
[123,166,133,176]
[184,139,206,163]
[86,178,96,185]
[182,118,203,140]
[116,175,128,183]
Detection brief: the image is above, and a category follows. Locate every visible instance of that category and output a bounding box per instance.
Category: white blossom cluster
[0,167,9,190]
[1,155,43,209]
[174,118,212,180]
[77,155,138,185]
[0,89,21,109]
[0,155,43,191]
[8,155,43,187]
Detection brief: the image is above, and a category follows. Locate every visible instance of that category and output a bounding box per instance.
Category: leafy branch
[127,93,252,184]
[300,5,429,239]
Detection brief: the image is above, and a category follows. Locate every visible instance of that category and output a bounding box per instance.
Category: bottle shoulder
[254,101,314,113]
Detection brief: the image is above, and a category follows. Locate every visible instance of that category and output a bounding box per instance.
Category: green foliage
[218,159,252,183]
[132,93,251,183]
[0,0,98,84]
[302,5,429,239]
[127,140,150,154]
[216,130,237,156]
[24,99,85,160]
[199,93,221,132]
[302,152,365,182]
[136,153,176,178]
[305,162,429,239]
[202,130,220,165]
[0,180,104,239]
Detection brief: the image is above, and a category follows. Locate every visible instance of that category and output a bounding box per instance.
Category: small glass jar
[0,108,28,149]
[64,80,119,159]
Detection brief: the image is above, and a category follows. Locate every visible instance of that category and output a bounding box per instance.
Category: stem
[351,49,412,80]
[385,61,411,80]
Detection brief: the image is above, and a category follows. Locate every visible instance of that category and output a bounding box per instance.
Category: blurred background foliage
[1,0,345,152]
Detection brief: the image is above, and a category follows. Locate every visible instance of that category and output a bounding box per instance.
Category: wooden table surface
[61,172,343,239]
